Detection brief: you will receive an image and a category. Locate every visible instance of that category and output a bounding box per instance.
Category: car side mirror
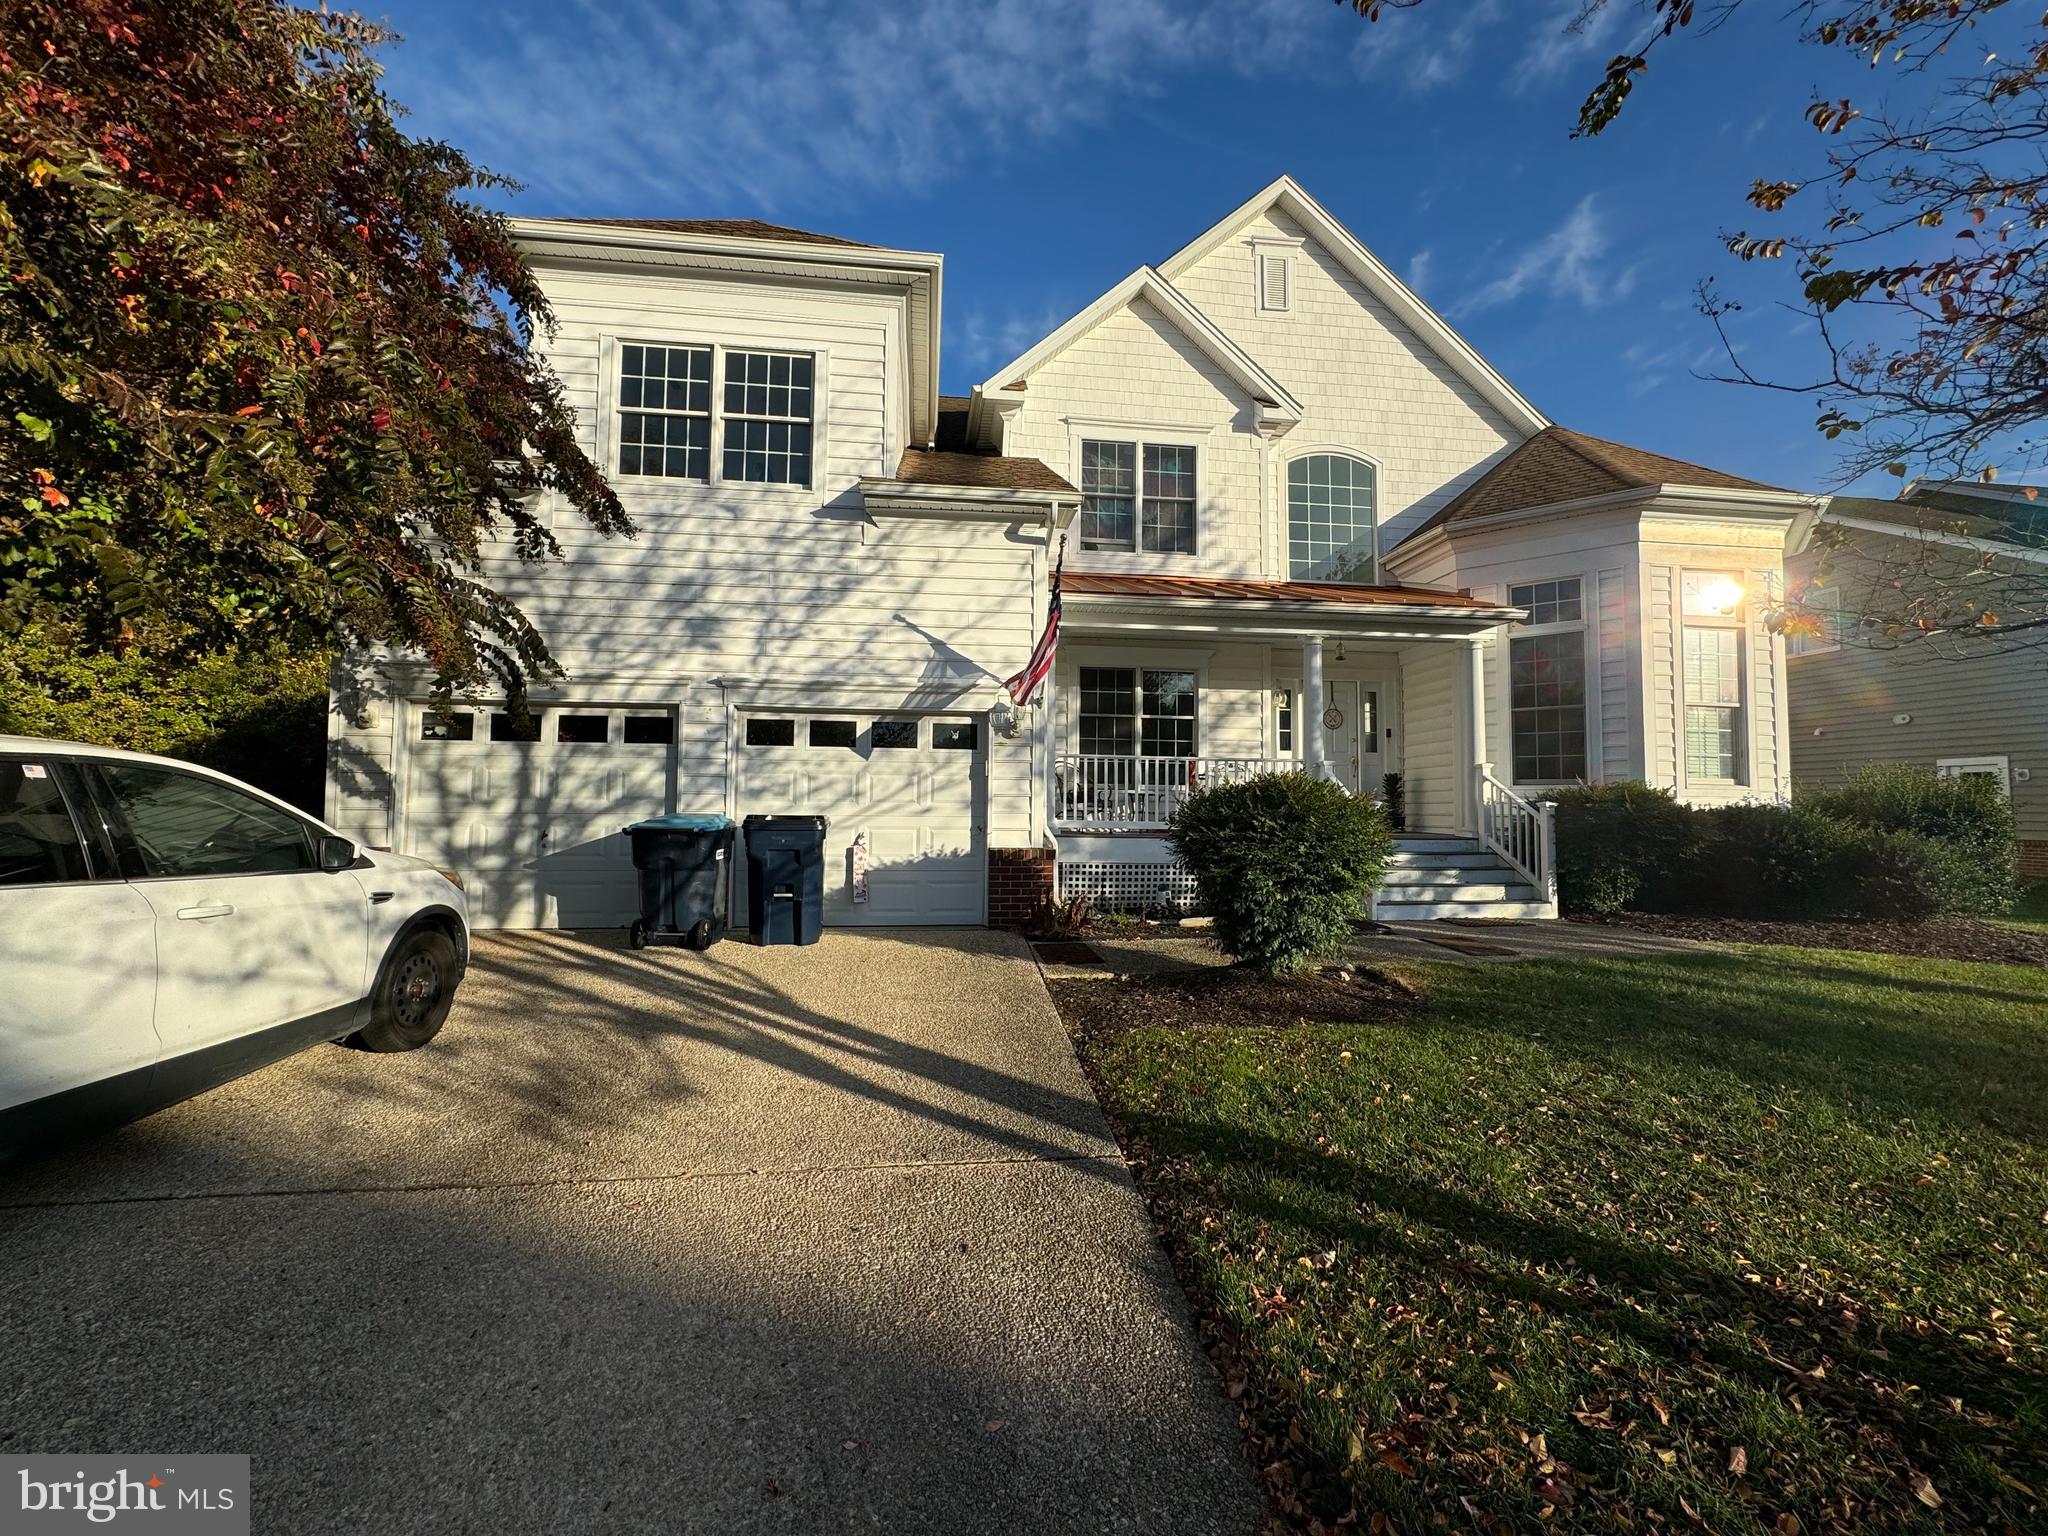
[318,835,358,873]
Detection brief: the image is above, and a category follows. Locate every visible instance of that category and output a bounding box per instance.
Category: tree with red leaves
[1,0,630,690]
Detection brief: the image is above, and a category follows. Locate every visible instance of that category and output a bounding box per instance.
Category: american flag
[1005,538,1063,705]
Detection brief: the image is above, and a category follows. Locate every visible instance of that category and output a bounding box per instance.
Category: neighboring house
[1786,484,2048,878]
[326,177,1819,931]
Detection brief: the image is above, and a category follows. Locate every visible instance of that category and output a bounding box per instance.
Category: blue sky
[368,0,1983,494]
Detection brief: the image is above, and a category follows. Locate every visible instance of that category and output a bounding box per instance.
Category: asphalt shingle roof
[538,217,874,248]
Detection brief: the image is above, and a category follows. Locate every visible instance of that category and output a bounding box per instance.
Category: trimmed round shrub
[1548,781,1700,915]
[1166,772,1393,977]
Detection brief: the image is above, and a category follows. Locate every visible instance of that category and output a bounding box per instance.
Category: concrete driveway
[0,929,1262,1535]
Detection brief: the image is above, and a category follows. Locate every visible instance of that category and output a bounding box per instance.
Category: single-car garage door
[735,712,985,926]
[400,703,676,929]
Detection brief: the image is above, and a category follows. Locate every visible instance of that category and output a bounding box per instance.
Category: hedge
[1550,765,2017,922]
[0,624,331,813]
[1167,772,1393,976]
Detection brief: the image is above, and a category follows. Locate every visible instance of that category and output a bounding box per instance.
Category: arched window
[1287,455,1377,582]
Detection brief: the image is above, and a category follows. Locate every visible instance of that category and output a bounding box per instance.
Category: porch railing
[1054,754,1298,830]
[1474,761,1558,908]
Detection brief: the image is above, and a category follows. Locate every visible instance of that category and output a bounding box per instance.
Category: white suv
[0,736,469,1154]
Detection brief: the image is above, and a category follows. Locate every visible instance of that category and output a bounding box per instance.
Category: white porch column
[1460,636,1488,834]
[1302,635,1326,778]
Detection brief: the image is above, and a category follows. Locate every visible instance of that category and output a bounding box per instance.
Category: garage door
[400,704,676,929]
[735,712,985,926]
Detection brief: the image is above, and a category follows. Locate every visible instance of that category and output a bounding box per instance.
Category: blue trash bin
[623,815,734,950]
[741,814,828,946]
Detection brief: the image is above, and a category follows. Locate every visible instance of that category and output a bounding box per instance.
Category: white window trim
[1250,235,1304,316]
[1937,754,2012,796]
[1679,569,1749,788]
[1069,428,1207,560]
[600,335,829,494]
[1283,447,1383,583]
[1504,573,1592,790]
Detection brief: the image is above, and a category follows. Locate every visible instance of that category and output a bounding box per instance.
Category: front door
[1318,680,1384,796]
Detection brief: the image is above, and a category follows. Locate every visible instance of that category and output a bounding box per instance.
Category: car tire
[351,928,459,1052]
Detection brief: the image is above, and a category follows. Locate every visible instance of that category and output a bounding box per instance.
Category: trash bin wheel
[629,919,648,949]
[685,918,715,951]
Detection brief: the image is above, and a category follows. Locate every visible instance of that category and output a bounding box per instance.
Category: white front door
[401,704,677,929]
[734,712,986,926]
[1318,680,1385,795]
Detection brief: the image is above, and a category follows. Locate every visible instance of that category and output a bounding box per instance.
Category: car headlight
[436,867,465,890]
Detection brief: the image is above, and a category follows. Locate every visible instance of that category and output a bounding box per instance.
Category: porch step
[1379,882,1536,905]
[1384,853,1513,874]
[1374,899,1554,922]
[1379,865,1516,887]
[1390,835,1482,854]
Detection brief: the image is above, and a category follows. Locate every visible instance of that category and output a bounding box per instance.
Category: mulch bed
[1051,964,1419,1049]
[1572,910,2048,965]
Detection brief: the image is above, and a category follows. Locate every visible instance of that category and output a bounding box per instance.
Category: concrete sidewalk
[0,929,1263,1535]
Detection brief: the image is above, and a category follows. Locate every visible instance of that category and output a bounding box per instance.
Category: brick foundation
[2021,840,2048,881]
[987,847,1056,927]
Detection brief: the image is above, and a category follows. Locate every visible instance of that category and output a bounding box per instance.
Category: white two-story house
[326,179,1818,930]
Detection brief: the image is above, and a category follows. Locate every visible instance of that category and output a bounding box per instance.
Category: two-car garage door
[398,702,986,929]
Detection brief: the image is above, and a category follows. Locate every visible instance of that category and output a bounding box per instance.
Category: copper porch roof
[1061,572,1506,609]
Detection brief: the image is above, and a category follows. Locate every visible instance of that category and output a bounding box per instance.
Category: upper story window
[1787,581,1842,658]
[1080,439,1199,555]
[616,343,814,488]
[618,344,711,480]
[1507,576,1587,785]
[723,350,814,485]
[1288,454,1377,582]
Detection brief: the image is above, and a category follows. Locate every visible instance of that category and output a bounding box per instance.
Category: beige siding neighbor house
[327,177,1819,930]
[1787,486,2048,878]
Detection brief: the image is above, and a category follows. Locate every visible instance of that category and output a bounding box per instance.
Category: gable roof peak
[1157,175,1549,438]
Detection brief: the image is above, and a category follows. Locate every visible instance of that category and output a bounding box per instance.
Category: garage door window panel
[490,712,543,743]
[556,714,610,744]
[97,764,316,878]
[932,721,978,751]
[420,711,474,742]
[0,760,91,885]
[746,718,796,748]
[871,720,918,750]
[809,719,858,749]
[623,714,675,745]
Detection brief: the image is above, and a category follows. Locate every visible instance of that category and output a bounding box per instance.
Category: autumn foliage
[0,0,629,687]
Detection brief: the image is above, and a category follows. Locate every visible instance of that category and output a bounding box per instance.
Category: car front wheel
[351,928,460,1052]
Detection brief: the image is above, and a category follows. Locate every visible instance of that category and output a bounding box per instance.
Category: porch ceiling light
[1694,575,1745,615]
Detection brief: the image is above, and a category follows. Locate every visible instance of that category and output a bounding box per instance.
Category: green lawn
[1078,948,2048,1533]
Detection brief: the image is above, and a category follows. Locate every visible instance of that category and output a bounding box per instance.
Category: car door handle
[175,903,236,921]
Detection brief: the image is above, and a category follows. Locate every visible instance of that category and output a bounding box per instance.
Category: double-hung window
[722,350,813,485]
[1077,667,1197,759]
[1507,577,1588,785]
[616,343,814,488]
[1681,571,1747,783]
[1079,439,1198,554]
[617,344,712,480]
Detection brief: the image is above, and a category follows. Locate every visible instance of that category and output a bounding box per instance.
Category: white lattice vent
[1057,861,1200,915]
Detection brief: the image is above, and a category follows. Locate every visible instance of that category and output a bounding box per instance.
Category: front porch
[1036,573,1558,919]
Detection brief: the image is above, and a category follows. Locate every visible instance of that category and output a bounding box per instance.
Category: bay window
[1680,570,1747,783]
[1507,577,1587,784]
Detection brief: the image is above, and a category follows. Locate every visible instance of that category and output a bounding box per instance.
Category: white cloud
[1516,0,1631,91]
[952,303,1073,377]
[1351,0,1506,94]
[395,0,1334,213]
[1406,247,1436,297]
[1448,196,1614,317]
